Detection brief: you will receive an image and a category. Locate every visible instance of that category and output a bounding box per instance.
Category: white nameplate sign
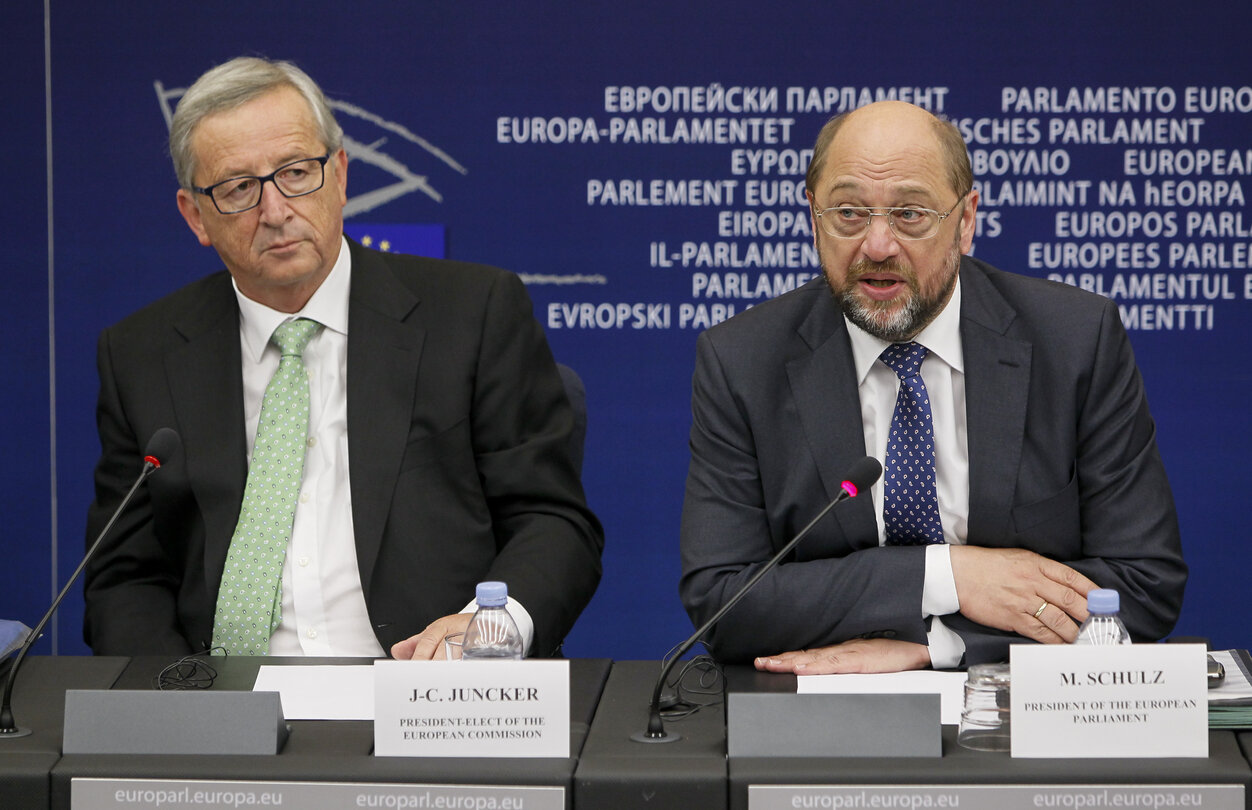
[1010,644,1207,758]
[374,660,569,758]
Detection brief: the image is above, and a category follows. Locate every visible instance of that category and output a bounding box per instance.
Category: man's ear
[958,188,979,254]
[176,188,213,247]
[331,148,348,207]
[806,190,820,253]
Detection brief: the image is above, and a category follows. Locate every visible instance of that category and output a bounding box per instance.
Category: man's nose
[860,213,901,262]
[256,179,293,223]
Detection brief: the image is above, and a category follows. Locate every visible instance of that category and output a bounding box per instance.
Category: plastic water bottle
[1074,588,1132,645]
[461,581,524,660]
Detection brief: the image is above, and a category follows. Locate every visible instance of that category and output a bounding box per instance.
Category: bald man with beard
[679,101,1185,673]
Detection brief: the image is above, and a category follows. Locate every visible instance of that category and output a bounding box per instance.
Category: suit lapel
[786,292,879,547]
[164,275,247,593]
[959,259,1032,547]
[344,240,423,594]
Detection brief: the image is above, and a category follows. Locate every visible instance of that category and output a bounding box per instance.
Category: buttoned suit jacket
[84,238,603,657]
[679,256,1186,665]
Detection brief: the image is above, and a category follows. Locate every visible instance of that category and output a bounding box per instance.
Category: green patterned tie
[212,318,322,655]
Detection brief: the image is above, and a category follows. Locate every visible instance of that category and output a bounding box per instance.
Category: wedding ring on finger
[1033,601,1049,619]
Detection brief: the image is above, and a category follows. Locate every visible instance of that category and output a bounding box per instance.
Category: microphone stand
[0,456,161,738]
[632,473,873,743]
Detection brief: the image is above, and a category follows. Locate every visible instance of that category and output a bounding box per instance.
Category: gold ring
[1034,602,1049,619]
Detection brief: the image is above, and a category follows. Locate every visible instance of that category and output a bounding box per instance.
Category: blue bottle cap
[475,581,508,607]
[1086,588,1119,614]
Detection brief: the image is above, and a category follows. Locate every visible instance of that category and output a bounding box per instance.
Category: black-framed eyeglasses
[193,154,331,215]
[813,191,969,241]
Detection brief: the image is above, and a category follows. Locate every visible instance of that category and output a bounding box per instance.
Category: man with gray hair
[83,57,603,659]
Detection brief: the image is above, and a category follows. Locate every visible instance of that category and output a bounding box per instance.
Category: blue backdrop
[4,1,1251,659]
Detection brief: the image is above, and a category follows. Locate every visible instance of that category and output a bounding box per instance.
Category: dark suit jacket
[83,238,603,657]
[679,256,1186,665]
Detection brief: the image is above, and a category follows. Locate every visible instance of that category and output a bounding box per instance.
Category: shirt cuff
[927,616,966,670]
[922,544,964,669]
[922,543,960,617]
[459,597,535,656]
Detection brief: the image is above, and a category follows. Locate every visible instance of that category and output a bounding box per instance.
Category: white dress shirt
[843,278,969,668]
[232,237,532,657]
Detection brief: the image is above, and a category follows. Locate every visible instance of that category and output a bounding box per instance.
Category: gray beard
[830,249,960,342]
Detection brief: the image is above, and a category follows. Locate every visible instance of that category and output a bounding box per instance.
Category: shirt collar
[845,272,964,384]
[235,235,352,364]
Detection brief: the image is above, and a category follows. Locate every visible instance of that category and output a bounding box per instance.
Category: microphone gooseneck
[0,428,181,738]
[632,456,882,744]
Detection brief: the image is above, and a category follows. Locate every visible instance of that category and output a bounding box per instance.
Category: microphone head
[842,456,883,495]
[143,428,182,468]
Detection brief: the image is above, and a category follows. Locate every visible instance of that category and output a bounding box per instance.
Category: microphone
[632,456,882,743]
[0,428,181,739]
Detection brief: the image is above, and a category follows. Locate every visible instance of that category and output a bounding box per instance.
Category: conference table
[1,656,1249,810]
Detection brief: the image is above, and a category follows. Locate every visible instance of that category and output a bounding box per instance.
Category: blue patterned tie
[880,342,945,545]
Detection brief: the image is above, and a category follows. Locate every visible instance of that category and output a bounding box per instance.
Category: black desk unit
[44,656,610,810]
[12,658,1252,809]
[574,660,727,809]
[726,667,1252,810]
[0,657,130,810]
